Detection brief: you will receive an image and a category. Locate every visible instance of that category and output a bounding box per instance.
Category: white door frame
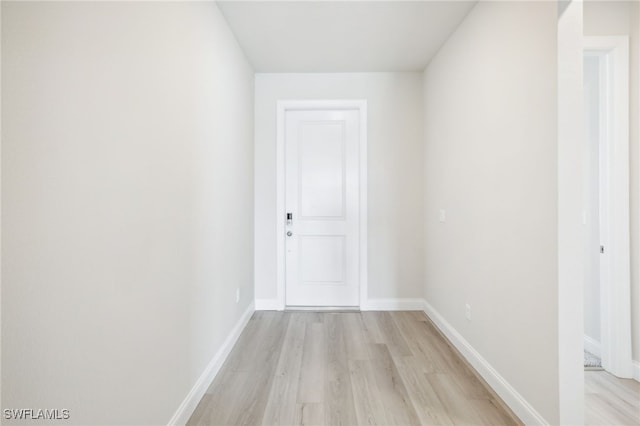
[584,36,633,378]
[276,100,368,311]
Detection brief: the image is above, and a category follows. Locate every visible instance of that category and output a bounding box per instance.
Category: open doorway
[583,51,603,371]
[583,36,633,377]
[582,35,639,426]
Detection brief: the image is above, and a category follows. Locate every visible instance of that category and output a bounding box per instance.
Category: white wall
[254,73,424,304]
[557,2,586,422]
[1,2,254,424]
[584,0,640,368]
[422,2,560,423]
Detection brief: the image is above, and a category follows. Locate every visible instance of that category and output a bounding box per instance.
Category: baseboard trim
[633,360,640,382]
[362,298,425,311]
[583,334,601,357]
[255,298,281,311]
[423,300,548,425]
[167,302,255,426]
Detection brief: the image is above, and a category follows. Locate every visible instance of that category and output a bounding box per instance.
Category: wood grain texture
[187,311,522,426]
[585,370,640,426]
[297,322,326,403]
[294,403,325,426]
[324,314,358,426]
[262,316,306,426]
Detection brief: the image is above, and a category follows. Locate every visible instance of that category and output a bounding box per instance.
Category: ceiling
[216,1,477,73]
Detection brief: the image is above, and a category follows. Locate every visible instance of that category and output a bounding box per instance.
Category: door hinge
[600,245,605,254]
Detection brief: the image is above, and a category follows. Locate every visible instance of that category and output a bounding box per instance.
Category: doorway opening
[582,36,632,379]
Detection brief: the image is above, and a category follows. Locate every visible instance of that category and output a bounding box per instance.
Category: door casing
[276,100,367,310]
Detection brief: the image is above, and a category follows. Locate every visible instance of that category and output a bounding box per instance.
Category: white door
[284,109,360,307]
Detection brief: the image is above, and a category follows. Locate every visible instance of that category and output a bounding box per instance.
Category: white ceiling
[216,1,477,73]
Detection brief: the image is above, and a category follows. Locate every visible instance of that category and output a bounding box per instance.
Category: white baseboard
[633,360,640,382]
[362,298,425,311]
[423,300,548,425]
[167,302,255,426]
[255,298,281,310]
[583,334,601,357]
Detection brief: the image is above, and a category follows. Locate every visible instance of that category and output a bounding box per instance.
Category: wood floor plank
[325,314,345,383]
[372,311,413,356]
[225,311,279,373]
[348,359,388,425]
[426,373,483,426]
[262,315,306,426]
[226,313,290,426]
[426,325,491,400]
[367,344,421,426]
[186,371,250,426]
[220,314,266,373]
[340,313,371,360]
[445,362,491,400]
[360,311,386,344]
[324,314,358,426]
[588,371,640,407]
[390,312,438,373]
[294,403,325,426]
[297,322,325,403]
[585,371,640,426]
[409,320,454,373]
[325,379,358,426]
[392,355,454,426]
[585,393,640,426]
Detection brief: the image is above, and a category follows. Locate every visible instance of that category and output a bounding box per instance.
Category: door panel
[285,109,359,307]
[298,122,345,219]
[299,236,345,284]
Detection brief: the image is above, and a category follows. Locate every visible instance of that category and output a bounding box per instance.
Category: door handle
[287,231,293,237]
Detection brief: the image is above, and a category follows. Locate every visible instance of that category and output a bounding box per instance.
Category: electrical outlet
[236,288,240,304]
[465,303,471,321]
[439,209,446,223]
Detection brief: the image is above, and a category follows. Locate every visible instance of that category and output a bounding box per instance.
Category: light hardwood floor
[585,370,640,426]
[187,311,521,426]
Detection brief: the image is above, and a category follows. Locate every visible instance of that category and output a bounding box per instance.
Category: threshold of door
[285,306,360,312]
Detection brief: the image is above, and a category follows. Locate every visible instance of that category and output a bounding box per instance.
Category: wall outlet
[465,303,471,321]
[439,209,446,223]
[236,288,240,304]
